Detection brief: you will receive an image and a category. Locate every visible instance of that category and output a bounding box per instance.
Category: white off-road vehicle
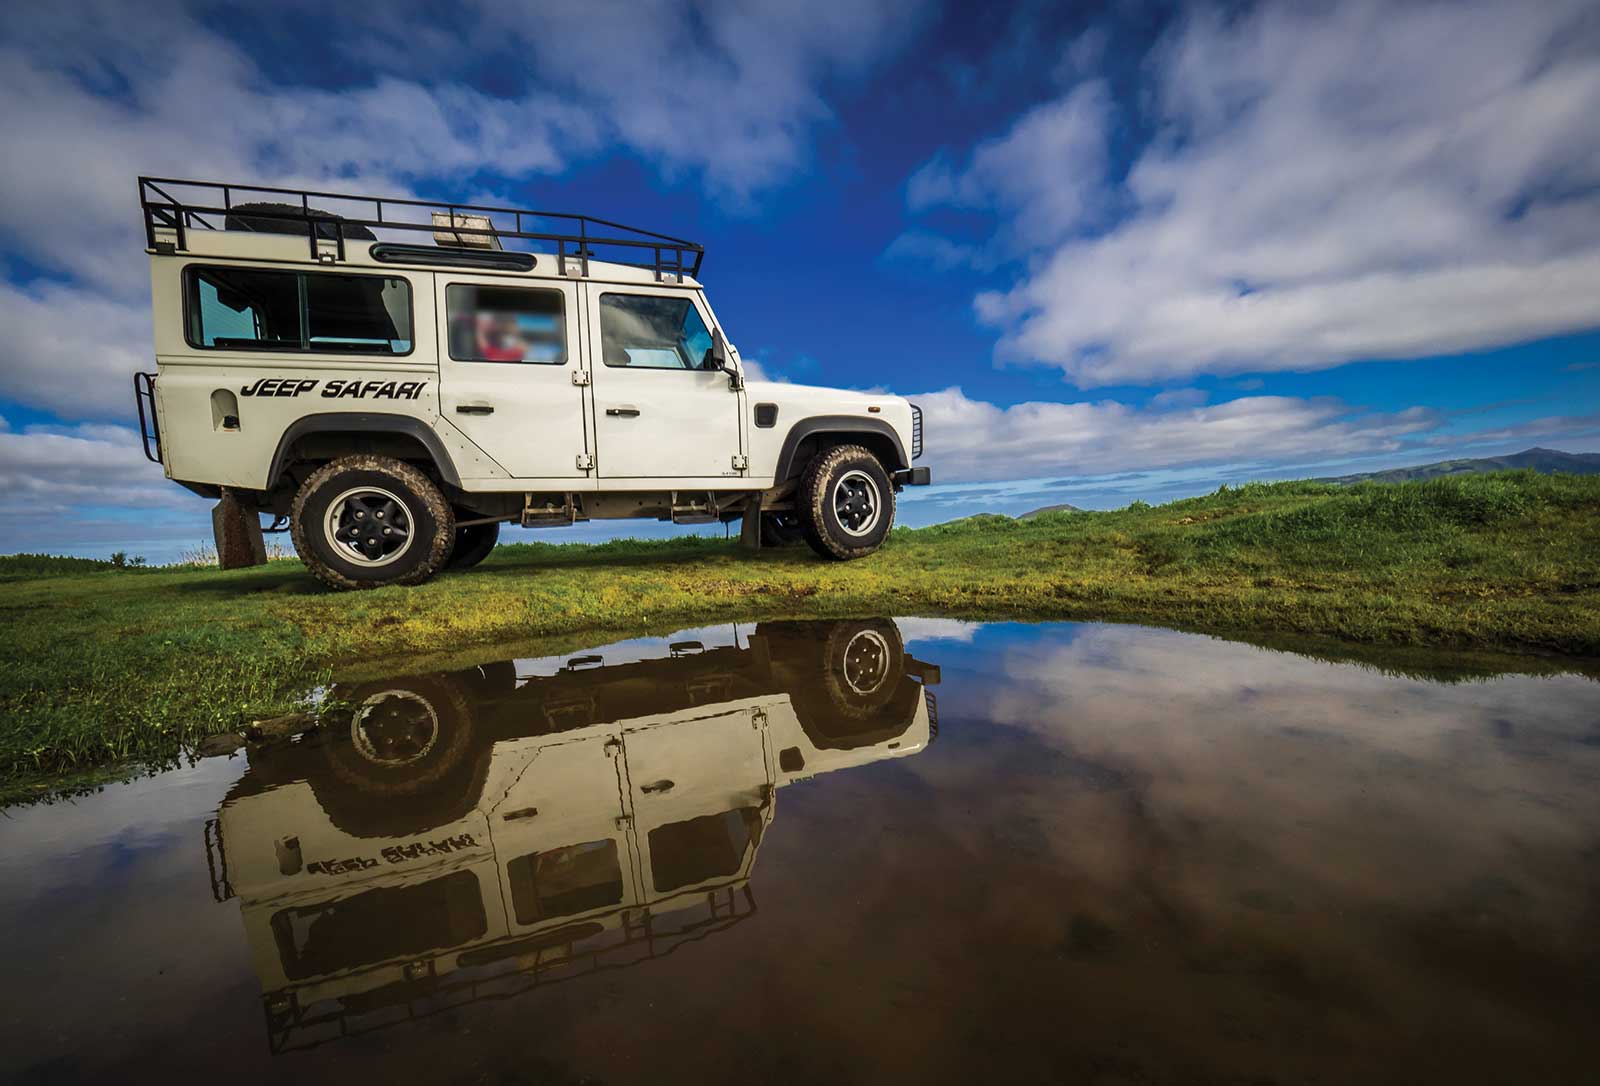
[134,179,928,588]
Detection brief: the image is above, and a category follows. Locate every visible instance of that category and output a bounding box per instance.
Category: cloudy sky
[3,0,1599,560]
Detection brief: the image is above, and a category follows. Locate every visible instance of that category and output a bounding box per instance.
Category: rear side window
[185,266,412,355]
[505,840,623,924]
[446,284,566,364]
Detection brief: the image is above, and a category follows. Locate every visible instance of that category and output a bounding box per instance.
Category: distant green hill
[1315,447,1600,485]
[1018,503,1082,519]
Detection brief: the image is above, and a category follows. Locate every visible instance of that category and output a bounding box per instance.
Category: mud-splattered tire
[290,455,454,590]
[446,521,500,570]
[313,674,490,838]
[822,619,906,718]
[799,444,895,560]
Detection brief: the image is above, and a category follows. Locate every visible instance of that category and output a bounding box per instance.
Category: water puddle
[2,619,1598,1083]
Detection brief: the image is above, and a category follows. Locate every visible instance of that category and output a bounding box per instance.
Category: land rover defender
[133,179,929,588]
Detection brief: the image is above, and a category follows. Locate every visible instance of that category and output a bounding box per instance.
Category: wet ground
[2,618,1599,1085]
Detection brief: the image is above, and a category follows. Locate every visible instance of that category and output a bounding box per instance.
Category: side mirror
[711,328,742,390]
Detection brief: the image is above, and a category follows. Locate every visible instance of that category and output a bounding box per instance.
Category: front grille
[910,403,924,460]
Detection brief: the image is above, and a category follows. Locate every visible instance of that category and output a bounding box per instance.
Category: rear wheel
[760,512,806,547]
[799,444,895,560]
[447,521,500,570]
[290,455,454,589]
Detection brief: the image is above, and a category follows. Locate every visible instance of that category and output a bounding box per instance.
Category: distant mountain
[1315,448,1600,485]
[1018,503,1083,519]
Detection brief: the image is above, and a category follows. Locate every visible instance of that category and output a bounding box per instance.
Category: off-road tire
[290,455,454,590]
[822,619,907,719]
[313,674,491,838]
[799,444,895,560]
[446,521,500,570]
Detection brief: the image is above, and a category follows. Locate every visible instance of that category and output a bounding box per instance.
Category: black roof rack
[137,177,705,281]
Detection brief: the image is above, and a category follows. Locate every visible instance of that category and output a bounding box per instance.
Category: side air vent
[910,403,924,459]
[754,403,779,428]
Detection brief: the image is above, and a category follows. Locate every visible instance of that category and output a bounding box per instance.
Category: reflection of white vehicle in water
[205,619,941,1053]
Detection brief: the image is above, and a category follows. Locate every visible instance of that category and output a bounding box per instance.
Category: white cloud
[0,416,186,516]
[907,81,1113,244]
[907,0,1600,385]
[0,283,155,418]
[0,0,925,417]
[478,0,927,203]
[912,387,1442,484]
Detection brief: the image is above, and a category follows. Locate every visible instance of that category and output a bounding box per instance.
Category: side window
[184,267,412,355]
[306,274,412,354]
[599,293,715,371]
[446,285,567,364]
[506,840,624,924]
[188,267,300,349]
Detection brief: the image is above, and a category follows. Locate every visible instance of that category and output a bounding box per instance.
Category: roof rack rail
[137,176,705,281]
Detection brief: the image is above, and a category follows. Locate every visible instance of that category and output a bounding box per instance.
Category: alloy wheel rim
[832,470,882,537]
[350,690,440,766]
[841,629,891,694]
[325,486,415,567]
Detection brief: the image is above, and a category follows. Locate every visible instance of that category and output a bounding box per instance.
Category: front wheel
[290,455,455,590]
[799,444,896,560]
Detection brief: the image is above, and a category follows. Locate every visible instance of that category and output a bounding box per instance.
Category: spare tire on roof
[224,200,376,241]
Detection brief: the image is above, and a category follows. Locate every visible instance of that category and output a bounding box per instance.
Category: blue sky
[2,0,1599,562]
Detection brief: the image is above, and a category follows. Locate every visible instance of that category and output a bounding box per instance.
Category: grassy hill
[1018,502,1083,518]
[1315,446,1600,485]
[2,470,1597,784]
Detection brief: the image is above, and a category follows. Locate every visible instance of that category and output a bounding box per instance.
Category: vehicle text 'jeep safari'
[134,179,928,588]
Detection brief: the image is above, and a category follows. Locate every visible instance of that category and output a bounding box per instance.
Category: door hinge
[731,454,749,471]
[571,369,591,386]
[576,452,595,471]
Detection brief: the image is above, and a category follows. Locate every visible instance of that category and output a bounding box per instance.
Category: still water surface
[2,619,1598,1084]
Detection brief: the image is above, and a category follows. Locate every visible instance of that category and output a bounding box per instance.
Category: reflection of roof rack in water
[137,176,706,281]
[264,885,755,1055]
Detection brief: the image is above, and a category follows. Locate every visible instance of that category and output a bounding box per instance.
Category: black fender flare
[267,412,462,489]
[774,415,909,481]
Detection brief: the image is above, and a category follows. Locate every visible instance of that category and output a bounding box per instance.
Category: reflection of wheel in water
[322,675,476,799]
[823,620,905,718]
[313,674,490,838]
[350,688,440,767]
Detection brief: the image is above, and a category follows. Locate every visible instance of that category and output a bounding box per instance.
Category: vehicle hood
[742,379,905,412]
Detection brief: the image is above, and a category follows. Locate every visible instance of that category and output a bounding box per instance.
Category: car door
[489,733,642,932]
[623,705,772,901]
[582,283,745,481]
[436,275,593,481]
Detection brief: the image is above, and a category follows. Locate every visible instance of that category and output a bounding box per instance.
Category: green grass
[2,470,1597,785]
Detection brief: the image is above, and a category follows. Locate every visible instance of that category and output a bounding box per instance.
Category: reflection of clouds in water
[0,757,248,1051]
[966,622,1600,974]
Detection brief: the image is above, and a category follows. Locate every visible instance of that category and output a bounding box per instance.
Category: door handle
[455,403,494,415]
[606,406,641,418]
